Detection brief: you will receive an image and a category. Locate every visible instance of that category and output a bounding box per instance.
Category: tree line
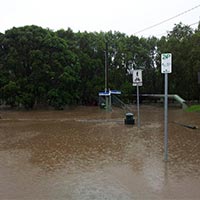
[0,23,200,109]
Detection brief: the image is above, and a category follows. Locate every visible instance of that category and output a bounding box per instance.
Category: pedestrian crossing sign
[133,70,142,86]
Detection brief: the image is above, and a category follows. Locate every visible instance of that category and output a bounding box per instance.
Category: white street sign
[161,53,172,161]
[161,53,172,73]
[133,70,142,86]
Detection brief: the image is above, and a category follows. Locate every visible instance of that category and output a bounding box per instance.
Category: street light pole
[105,42,108,92]
[104,42,110,111]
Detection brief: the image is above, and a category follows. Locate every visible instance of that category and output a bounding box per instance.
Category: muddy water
[0,105,200,199]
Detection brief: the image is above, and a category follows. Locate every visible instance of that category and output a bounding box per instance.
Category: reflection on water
[0,105,200,199]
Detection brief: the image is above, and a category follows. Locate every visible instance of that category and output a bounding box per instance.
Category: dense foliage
[0,23,200,109]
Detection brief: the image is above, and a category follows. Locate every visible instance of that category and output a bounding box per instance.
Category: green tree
[1,23,200,108]
[0,25,80,109]
[164,23,194,99]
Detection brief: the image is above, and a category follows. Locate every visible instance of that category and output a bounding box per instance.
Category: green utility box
[124,113,135,125]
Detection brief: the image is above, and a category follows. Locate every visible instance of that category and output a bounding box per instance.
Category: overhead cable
[156,21,200,37]
[189,21,199,26]
[134,4,200,35]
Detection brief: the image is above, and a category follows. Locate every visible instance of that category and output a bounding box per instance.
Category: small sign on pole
[161,53,172,162]
[133,70,142,128]
[161,53,172,74]
[133,70,143,86]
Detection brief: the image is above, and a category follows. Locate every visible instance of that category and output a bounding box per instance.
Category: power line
[189,21,200,27]
[134,4,200,35]
[155,21,200,37]
[158,21,200,37]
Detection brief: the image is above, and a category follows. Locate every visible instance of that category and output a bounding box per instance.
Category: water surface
[0,105,200,199]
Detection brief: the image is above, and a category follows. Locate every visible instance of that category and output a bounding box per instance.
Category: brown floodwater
[0,105,200,199]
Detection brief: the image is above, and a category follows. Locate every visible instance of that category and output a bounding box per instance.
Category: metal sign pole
[161,53,172,162]
[137,83,140,128]
[164,73,168,161]
[132,70,142,128]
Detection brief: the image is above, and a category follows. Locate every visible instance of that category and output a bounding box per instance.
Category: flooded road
[0,105,200,199]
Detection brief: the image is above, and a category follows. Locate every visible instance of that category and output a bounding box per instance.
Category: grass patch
[185,105,200,112]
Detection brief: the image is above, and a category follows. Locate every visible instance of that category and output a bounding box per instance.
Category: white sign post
[161,53,172,73]
[133,70,142,128]
[161,53,172,162]
[133,70,143,86]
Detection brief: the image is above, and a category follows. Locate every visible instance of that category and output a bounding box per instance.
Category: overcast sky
[1,0,200,37]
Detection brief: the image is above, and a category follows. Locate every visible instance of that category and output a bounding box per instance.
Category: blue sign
[98,90,121,96]
[110,90,121,95]
[98,91,110,96]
